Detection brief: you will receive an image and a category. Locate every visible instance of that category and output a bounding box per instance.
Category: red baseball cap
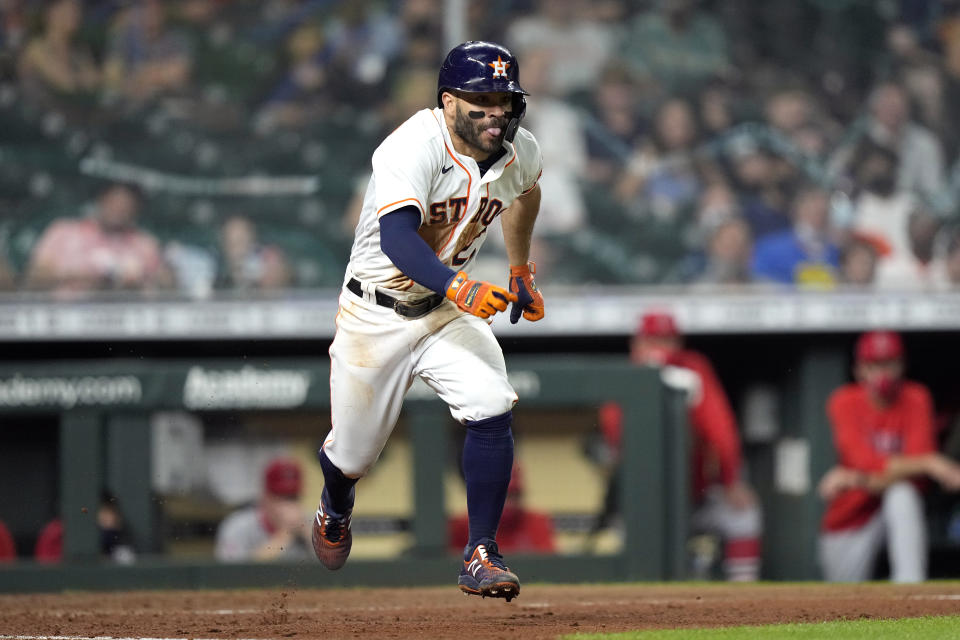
[855,330,904,363]
[638,311,680,338]
[263,458,302,498]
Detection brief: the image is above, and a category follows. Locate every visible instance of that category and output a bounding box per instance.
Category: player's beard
[453,104,506,155]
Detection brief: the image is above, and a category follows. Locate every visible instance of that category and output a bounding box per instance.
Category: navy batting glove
[508,262,544,324]
[509,277,534,324]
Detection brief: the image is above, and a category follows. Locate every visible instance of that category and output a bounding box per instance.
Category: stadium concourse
[0,583,959,639]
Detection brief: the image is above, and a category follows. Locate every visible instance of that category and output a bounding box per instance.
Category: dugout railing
[0,356,694,593]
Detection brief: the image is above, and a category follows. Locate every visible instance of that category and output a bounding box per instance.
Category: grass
[563,615,960,639]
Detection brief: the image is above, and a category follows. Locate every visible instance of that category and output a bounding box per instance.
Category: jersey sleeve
[370,115,439,223]
[685,353,742,486]
[512,127,543,194]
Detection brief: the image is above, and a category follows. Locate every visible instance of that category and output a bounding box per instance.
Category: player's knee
[882,481,923,519]
[720,504,763,539]
[320,446,371,480]
[883,481,922,508]
[454,389,517,424]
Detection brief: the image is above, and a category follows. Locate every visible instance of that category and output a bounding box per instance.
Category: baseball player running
[818,331,960,582]
[312,41,544,602]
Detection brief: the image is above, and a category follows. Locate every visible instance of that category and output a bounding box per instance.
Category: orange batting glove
[508,262,545,324]
[445,271,517,319]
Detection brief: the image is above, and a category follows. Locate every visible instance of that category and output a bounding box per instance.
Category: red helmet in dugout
[638,311,680,338]
[264,458,303,498]
[855,330,904,363]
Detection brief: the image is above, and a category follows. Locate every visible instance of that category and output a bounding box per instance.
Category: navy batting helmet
[437,41,528,142]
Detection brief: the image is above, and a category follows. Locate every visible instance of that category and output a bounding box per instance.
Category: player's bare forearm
[502,183,540,266]
[881,454,942,487]
[825,454,960,495]
[885,453,960,491]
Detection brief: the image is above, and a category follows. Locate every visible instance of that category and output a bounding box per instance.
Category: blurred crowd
[2,0,960,294]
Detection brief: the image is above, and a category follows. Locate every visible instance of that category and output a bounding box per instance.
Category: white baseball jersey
[347,107,542,299]
[325,108,541,477]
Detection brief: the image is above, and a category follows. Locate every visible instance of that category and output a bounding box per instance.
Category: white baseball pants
[819,481,927,583]
[324,285,518,478]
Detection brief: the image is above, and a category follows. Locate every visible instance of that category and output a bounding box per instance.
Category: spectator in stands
[818,331,960,582]
[583,63,648,188]
[833,82,945,199]
[0,519,15,562]
[751,186,840,287]
[214,457,311,562]
[763,87,840,160]
[676,182,753,286]
[505,0,615,99]
[838,235,881,287]
[875,207,942,290]
[257,0,402,129]
[103,0,193,106]
[24,182,174,295]
[215,214,291,291]
[591,311,763,581]
[616,98,705,222]
[620,0,730,93]
[448,462,556,556]
[34,492,136,564]
[884,23,955,159]
[697,80,735,140]
[846,140,930,288]
[16,0,100,112]
[724,138,792,240]
[689,216,753,287]
[764,89,815,141]
[934,226,960,288]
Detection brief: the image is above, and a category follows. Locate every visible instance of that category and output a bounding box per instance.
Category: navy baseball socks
[313,448,358,570]
[458,411,520,601]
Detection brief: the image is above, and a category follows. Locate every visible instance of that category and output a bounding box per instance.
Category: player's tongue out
[485,126,502,137]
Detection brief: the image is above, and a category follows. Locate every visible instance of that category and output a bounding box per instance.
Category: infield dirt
[1,582,959,639]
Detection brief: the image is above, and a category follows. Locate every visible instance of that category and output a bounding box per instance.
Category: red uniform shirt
[0,520,15,562]
[448,504,557,554]
[34,518,63,562]
[821,381,935,532]
[600,349,743,499]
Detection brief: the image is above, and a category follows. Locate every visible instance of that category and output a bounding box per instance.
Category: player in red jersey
[818,330,960,582]
[594,311,762,581]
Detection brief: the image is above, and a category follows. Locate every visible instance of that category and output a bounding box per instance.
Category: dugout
[0,291,959,589]
[0,354,695,592]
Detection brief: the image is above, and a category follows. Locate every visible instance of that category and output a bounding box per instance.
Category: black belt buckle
[393,294,444,319]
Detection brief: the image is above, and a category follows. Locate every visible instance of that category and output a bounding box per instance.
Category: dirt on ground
[1,582,958,639]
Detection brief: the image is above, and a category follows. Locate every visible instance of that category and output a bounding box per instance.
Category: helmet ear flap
[504,94,526,142]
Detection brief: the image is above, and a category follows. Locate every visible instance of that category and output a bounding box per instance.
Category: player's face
[631,336,681,366]
[451,91,513,155]
[856,359,903,384]
[856,358,904,403]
